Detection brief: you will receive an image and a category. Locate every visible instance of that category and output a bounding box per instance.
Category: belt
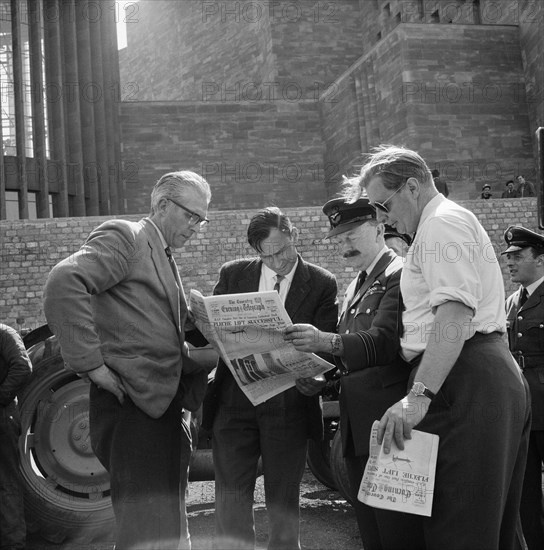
[512,351,544,370]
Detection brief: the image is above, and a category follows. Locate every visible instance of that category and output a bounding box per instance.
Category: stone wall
[116,0,543,213]
[518,0,544,158]
[0,199,539,331]
[119,0,275,102]
[120,101,327,213]
[119,0,364,102]
[320,23,536,199]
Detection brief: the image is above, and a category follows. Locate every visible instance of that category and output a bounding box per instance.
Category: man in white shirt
[347,145,530,550]
[205,207,338,550]
[503,225,544,550]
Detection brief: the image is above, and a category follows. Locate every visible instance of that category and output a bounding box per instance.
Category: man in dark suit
[208,207,338,550]
[0,324,32,550]
[502,180,519,198]
[284,197,413,550]
[44,171,211,550]
[503,225,544,550]
[516,175,536,197]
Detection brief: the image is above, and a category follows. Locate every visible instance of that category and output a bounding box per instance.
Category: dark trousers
[405,333,530,550]
[213,378,308,550]
[0,404,26,550]
[345,454,417,550]
[520,430,544,550]
[89,385,192,550]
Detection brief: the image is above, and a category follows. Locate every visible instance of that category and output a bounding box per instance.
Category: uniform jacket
[337,249,409,456]
[204,255,338,441]
[43,218,192,418]
[0,324,32,407]
[506,280,544,430]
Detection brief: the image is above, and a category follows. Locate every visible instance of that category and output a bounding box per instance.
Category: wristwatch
[330,334,342,354]
[410,381,436,400]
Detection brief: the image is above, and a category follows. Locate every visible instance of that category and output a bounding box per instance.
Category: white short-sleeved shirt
[400,194,506,361]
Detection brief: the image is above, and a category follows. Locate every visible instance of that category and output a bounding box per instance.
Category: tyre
[330,426,355,505]
[18,332,115,544]
[307,418,338,490]
[17,330,218,543]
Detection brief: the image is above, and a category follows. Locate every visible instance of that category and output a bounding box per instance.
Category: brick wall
[266,0,363,98]
[120,101,327,213]
[320,23,536,199]
[0,199,539,331]
[119,0,275,102]
[361,0,525,54]
[120,0,364,102]
[518,0,544,158]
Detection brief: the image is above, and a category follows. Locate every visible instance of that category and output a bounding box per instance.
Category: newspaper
[358,421,439,517]
[189,289,335,405]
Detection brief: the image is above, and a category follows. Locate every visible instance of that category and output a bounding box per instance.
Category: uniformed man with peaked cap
[284,195,414,550]
[503,225,544,550]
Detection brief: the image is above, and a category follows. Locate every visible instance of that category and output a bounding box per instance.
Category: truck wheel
[18,333,114,544]
[330,427,355,505]
[307,418,338,490]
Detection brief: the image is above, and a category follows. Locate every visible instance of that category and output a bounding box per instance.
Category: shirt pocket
[354,288,386,318]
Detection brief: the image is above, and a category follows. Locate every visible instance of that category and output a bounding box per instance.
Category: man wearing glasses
[205,207,338,550]
[352,145,530,550]
[44,171,211,550]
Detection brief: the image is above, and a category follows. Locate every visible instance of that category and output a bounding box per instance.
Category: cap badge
[329,210,341,226]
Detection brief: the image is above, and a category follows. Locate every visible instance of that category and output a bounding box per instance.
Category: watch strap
[411,382,436,400]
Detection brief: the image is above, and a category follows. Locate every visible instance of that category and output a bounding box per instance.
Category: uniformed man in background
[503,225,544,550]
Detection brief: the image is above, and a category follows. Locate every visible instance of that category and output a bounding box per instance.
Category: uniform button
[517,333,523,338]
[540,324,544,329]
[346,329,350,334]
[350,309,355,314]
[517,316,523,321]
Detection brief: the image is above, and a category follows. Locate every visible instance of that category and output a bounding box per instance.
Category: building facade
[119,0,543,211]
[0,0,124,219]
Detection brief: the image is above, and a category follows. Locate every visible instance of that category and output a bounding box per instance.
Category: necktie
[165,247,183,331]
[165,247,179,281]
[519,287,528,308]
[274,274,284,293]
[354,271,367,294]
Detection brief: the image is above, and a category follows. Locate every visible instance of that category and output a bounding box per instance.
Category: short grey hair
[150,171,211,215]
[343,145,433,202]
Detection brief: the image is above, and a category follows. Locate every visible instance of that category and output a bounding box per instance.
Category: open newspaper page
[189,289,335,405]
[358,421,439,517]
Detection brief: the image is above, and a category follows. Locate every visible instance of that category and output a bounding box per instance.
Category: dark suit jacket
[203,255,338,441]
[0,324,32,407]
[337,249,409,456]
[506,281,544,430]
[44,218,193,418]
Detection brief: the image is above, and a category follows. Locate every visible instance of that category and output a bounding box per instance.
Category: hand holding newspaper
[189,289,335,405]
[358,421,439,517]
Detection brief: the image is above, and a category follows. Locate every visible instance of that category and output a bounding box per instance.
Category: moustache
[343,250,360,258]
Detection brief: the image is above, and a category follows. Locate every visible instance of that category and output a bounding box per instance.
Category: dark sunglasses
[370,179,408,213]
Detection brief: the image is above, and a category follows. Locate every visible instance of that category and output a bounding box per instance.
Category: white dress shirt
[400,195,506,361]
[259,259,299,303]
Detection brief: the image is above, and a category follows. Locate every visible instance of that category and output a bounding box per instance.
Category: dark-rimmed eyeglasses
[370,179,409,214]
[168,198,209,227]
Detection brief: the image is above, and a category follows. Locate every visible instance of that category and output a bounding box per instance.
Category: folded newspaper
[189,289,335,405]
[358,421,439,516]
